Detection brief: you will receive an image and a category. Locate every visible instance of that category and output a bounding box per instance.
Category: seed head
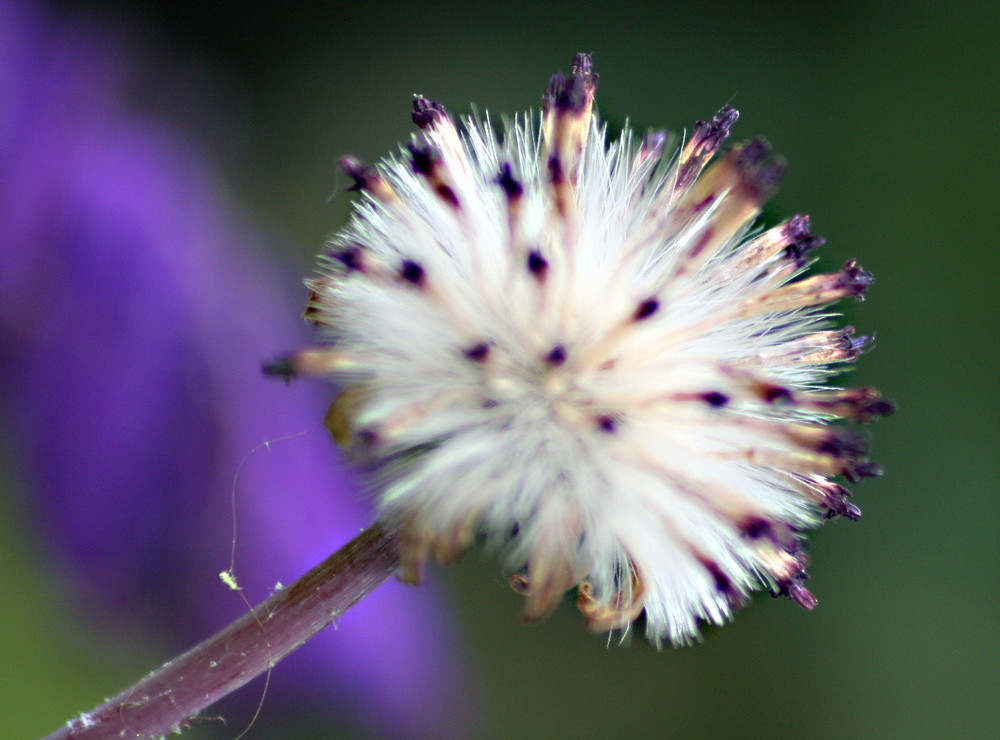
[287,55,889,645]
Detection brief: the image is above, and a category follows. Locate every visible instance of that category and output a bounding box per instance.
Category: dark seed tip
[694,105,740,148]
[754,158,787,195]
[570,52,593,76]
[785,215,811,239]
[496,163,524,199]
[866,399,896,418]
[545,344,567,366]
[839,326,873,358]
[819,428,869,458]
[822,480,863,519]
[739,516,773,540]
[856,461,884,478]
[782,215,825,262]
[698,557,735,596]
[408,144,435,175]
[633,297,660,321]
[334,246,363,272]
[463,343,490,362]
[557,75,587,112]
[542,72,565,110]
[734,138,771,168]
[548,153,565,183]
[732,138,785,196]
[838,260,874,297]
[436,184,460,209]
[399,259,426,286]
[411,96,448,129]
[339,156,370,191]
[596,415,617,433]
[548,53,597,113]
[701,391,730,408]
[527,250,549,279]
[788,582,818,610]
[843,460,884,484]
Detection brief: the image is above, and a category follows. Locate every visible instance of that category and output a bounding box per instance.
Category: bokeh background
[3,1,997,738]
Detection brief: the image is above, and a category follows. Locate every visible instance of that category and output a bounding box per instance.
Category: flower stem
[43,523,400,739]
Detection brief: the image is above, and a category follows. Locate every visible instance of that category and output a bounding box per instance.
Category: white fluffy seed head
[294,54,889,645]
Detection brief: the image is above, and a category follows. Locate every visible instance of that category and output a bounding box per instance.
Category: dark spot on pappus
[463,343,490,362]
[739,516,773,540]
[632,298,660,321]
[545,344,567,366]
[496,163,523,199]
[527,250,549,280]
[595,415,617,433]
[399,259,426,286]
[700,391,730,408]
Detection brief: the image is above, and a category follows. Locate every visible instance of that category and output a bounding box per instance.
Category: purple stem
[44,524,400,739]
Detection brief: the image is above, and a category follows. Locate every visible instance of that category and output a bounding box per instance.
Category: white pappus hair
[278,54,890,646]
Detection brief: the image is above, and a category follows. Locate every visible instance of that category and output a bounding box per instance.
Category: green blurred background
[4,0,997,737]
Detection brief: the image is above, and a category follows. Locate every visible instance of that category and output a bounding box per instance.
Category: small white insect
[279,54,890,645]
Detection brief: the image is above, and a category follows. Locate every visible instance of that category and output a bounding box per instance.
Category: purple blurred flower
[0,3,476,737]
